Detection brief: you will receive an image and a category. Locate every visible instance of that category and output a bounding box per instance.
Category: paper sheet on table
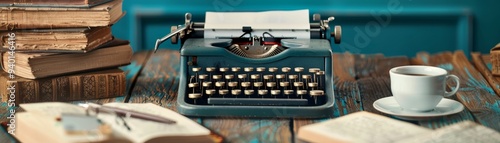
[204,9,311,39]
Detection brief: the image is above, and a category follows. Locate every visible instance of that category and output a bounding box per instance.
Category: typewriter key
[231,89,241,96]
[271,90,281,96]
[215,81,226,87]
[188,83,199,88]
[294,67,304,72]
[280,82,290,87]
[231,67,241,72]
[266,82,277,88]
[263,75,274,80]
[238,74,247,80]
[254,82,264,88]
[282,67,291,73]
[310,90,324,96]
[309,68,320,73]
[228,82,238,88]
[244,67,254,72]
[276,74,285,80]
[256,67,266,72]
[289,75,298,80]
[297,90,307,98]
[258,90,268,96]
[192,67,202,72]
[293,82,304,87]
[225,75,234,80]
[206,67,216,72]
[213,75,222,80]
[206,89,216,95]
[251,74,260,80]
[219,89,229,95]
[269,67,278,73]
[241,82,251,88]
[202,81,212,87]
[188,93,202,99]
[308,82,318,88]
[199,74,208,80]
[284,90,294,95]
[220,67,229,72]
[244,90,254,96]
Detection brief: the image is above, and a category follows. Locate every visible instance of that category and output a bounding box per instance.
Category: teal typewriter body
[154,10,342,118]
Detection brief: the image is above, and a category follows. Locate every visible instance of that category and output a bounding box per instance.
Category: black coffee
[403,73,431,76]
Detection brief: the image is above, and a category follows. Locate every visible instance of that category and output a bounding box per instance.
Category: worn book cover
[0,27,112,53]
[1,39,132,79]
[0,0,124,30]
[0,69,126,105]
[490,43,500,75]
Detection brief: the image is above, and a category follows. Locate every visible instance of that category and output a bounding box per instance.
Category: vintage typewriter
[154,10,341,118]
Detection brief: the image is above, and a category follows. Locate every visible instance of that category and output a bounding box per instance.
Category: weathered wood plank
[415,51,500,131]
[354,54,384,79]
[472,53,500,96]
[293,53,363,136]
[203,118,291,143]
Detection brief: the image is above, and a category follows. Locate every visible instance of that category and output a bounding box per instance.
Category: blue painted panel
[112,0,500,56]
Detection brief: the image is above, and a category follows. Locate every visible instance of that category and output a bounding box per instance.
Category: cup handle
[444,74,460,97]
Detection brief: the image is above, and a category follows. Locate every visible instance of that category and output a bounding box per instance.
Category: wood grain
[414,51,500,131]
[472,53,500,96]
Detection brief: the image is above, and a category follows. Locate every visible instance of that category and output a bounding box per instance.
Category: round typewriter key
[188,83,199,88]
[269,67,278,72]
[213,75,222,80]
[254,82,264,87]
[316,71,325,76]
[282,67,291,73]
[232,67,241,72]
[276,74,285,79]
[206,67,216,72]
[220,67,229,72]
[309,68,320,73]
[294,67,304,72]
[271,90,281,96]
[244,90,254,96]
[241,82,251,88]
[219,89,229,95]
[289,75,298,80]
[251,74,260,80]
[266,82,277,88]
[225,75,234,80]
[238,74,247,79]
[256,67,266,72]
[188,93,202,99]
[308,82,318,88]
[284,90,294,95]
[297,90,307,95]
[310,90,325,96]
[263,75,274,80]
[302,75,311,80]
[192,67,202,72]
[206,89,216,95]
[293,82,304,87]
[215,81,225,87]
[228,82,238,87]
[244,67,254,72]
[231,89,241,95]
[202,81,212,87]
[280,82,290,87]
[258,90,268,96]
[199,74,208,80]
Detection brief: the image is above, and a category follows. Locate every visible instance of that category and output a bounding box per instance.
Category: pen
[81,103,176,124]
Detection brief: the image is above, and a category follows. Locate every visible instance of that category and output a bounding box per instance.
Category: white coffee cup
[389,66,460,112]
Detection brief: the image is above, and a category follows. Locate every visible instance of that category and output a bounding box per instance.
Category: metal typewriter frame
[155,12,341,118]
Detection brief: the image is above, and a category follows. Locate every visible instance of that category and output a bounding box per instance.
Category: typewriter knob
[170,26,179,44]
[331,25,342,44]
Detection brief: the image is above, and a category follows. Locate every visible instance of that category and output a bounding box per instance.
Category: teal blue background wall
[112,0,500,57]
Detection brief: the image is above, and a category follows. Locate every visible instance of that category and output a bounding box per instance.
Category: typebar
[208,98,309,106]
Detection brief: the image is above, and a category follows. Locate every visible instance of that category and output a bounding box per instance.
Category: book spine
[2,72,125,105]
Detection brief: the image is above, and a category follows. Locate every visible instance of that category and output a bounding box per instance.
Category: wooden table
[1,50,499,143]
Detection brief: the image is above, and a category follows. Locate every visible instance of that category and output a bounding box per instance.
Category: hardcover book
[1,27,112,53]
[0,0,124,30]
[1,39,132,79]
[0,68,126,105]
[0,0,112,7]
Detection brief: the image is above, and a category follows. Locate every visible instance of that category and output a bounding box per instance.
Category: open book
[14,102,213,143]
[297,111,500,143]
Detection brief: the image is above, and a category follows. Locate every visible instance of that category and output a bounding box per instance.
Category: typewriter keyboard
[186,66,327,106]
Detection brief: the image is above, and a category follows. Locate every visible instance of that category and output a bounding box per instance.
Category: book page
[204,9,310,39]
[298,111,431,143]
[397,121,500,143]
[98,103,210,143]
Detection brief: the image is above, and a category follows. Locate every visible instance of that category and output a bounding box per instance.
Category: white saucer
[373,96,464,121]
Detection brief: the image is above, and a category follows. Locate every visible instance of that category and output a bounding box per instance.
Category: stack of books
[0,0,131,105]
